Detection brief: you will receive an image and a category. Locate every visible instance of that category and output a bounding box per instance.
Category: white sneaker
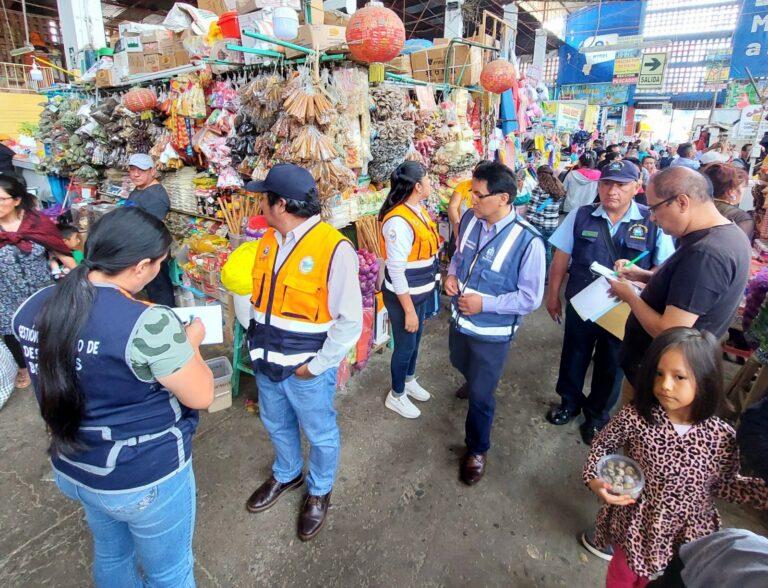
[404,379,431,401]
[385,391,421,418]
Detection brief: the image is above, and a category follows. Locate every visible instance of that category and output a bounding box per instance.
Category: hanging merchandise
[346,2,405,82]
[123,88,158,113]
[480,59,517,94]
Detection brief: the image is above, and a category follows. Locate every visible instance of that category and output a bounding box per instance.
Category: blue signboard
[557,1,643,86]
[730,0,768,79]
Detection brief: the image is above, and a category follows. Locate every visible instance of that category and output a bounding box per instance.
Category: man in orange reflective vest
[243,164,363,541]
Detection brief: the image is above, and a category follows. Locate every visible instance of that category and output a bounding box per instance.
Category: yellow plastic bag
[221,241,261,295]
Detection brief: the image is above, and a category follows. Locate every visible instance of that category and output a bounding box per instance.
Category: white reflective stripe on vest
[459,215,479,253]
[249,348,316,367]
[251,310,332,334]
[384,279,436,296]
[405,256,436,269]
[451,309,515,337]
[490,223,525,272]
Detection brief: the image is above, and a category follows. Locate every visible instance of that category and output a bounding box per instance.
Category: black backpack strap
[597,219,620,263]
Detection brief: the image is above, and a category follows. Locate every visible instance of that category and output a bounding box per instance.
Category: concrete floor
[1,305,767,587]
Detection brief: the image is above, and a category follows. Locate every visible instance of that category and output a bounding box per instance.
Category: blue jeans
[54,463,196,588]
[383,290,427,395]
[256,367,339,495]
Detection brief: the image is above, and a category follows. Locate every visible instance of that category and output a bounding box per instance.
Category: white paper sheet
[570,277,623,322]
[172,305,224,345]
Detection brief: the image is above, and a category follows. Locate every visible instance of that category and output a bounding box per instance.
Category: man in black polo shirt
[609,166,751,394]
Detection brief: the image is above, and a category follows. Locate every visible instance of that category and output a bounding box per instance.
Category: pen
[613,250,650,277]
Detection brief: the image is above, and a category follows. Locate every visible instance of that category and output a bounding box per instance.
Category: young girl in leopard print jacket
[584,327,768,587]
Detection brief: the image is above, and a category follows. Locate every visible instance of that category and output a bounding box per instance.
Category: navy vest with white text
[451,210,541,343]
[565,203,658,300]
[13,285,198,492]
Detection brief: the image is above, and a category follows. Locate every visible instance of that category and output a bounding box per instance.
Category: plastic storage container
[273,7,299,41]
[205,356,233,413]
[218,11,241,40]
[597,454,645,499]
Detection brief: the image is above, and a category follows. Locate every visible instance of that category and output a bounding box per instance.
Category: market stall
[26,1,556,404]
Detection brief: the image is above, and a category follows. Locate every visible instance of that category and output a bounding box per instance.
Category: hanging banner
[557,102,584,130]
[736,104,768,140]
[558,82,630,106]
[726,79,768,107]
[636,52,668,90]
[730,0,768,79]
[704,49,731,85]
[583,104,600,132]
[612,49,641,84]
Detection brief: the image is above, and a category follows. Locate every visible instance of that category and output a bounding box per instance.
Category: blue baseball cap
[600,160,640,183]
[245,163,317,201]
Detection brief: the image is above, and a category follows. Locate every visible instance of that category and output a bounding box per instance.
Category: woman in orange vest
[379,161,440,419]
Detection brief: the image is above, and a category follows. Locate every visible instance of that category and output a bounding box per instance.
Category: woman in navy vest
[13,208,214,587]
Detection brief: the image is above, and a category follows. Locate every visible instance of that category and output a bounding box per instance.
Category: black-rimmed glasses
[648,194,681,213]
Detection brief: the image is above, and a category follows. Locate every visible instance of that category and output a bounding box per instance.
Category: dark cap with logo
[600,160,640,183]
[245,163,317,202]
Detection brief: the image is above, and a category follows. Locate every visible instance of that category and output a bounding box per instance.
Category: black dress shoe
[580,422,602,446]
[246,473,304,513]
[298,492,331,541]
[455,383,468,399]
[546,404,581,425]
[460,453,486,485]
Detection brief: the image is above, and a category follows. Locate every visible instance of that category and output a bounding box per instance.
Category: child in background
[527,165,565,268]
[583,327,768,587]
[57,223,84,265]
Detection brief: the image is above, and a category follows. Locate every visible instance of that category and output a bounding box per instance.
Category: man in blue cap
[544,160,674,444]
[242,163,362,541]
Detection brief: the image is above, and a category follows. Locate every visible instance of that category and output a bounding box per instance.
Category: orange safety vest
[379,203,440,303]
[248,219,350,381]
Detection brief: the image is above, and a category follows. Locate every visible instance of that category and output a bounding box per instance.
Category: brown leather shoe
[460,453,486,486]
[297,492,331,541]
[455,383,468,399]
[245,474,304,513]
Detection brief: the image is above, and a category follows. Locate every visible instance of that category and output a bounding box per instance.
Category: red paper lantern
[346,4,405,64]
[123,88,157,113]
[480,59,517,94]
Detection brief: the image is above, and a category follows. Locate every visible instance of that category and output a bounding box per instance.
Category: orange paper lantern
[480,59,517,94]
[123,88,157,113]
[346,4,405,64]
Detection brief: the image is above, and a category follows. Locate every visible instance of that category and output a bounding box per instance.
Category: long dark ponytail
[378,161,426,221]
[36,207,172,454]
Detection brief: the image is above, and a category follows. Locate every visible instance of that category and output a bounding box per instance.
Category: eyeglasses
[648,194,681,213]
[472,191,504,200]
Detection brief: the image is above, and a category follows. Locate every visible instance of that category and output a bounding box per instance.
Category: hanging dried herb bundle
[311,159,357,200]
[291,125,339,161]
[282,69,335,125]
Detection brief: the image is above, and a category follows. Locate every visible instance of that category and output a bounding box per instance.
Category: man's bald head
[648,167,713,203]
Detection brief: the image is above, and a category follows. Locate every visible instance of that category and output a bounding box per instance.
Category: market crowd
[2,134,768,587]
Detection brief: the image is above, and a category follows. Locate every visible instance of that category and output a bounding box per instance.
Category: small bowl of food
[596,454,644,500]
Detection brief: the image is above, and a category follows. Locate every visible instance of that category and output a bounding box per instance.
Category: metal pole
[242,30,315,56]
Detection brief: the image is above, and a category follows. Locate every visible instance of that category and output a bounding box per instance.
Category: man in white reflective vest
[445,161,546,485]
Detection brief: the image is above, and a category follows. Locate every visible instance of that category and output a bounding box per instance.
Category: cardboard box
[174,50,191,67]
[140,29,173,44]
[387,55,411,75]
[122,34,143,53]
[142,42,160,55]
[285,24,346,58]
[159,54,176,70]
[143,54,161,73]
[128,53,145,74]
[95,69,115,88]
[198,0,236,15]
[297,0,323,25]
[409,44,482,86]
[323,9,350,27]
